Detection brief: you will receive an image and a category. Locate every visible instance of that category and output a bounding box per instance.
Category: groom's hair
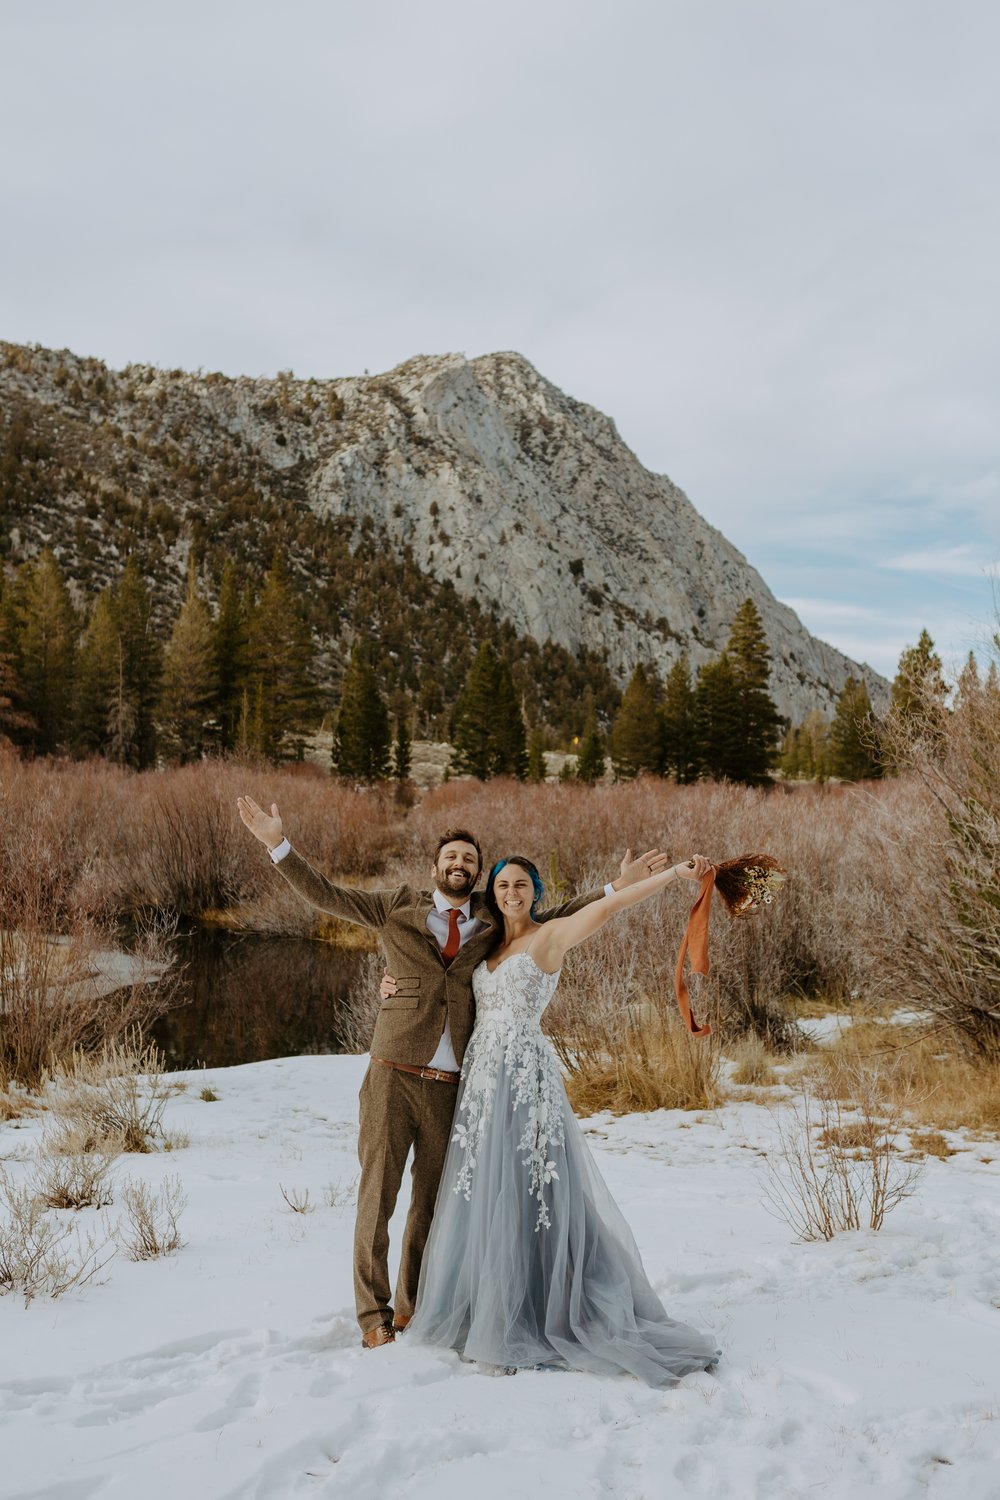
[434,828,483,875]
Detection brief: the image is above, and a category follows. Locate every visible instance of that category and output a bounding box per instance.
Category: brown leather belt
[372,1056,460,1085]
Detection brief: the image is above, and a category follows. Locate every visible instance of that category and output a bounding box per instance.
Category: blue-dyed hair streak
[485,856,545,918]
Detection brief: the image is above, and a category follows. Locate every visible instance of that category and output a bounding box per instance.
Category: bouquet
[675,854,788,1037]
[712,854,788,917]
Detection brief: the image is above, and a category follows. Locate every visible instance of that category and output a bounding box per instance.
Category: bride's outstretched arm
[530,855,713,973]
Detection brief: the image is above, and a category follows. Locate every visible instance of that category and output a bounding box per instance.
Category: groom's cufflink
[269,837,291,863]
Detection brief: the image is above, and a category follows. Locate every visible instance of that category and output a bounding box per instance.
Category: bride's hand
[380,970,398,1000]
[676,855,713,883]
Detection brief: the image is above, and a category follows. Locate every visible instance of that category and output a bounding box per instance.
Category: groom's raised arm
[237,795,393,929]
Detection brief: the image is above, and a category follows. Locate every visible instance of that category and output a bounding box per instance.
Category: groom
[237,795,669,1347]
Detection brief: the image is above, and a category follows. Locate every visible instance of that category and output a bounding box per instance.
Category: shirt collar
[432,889,471,921]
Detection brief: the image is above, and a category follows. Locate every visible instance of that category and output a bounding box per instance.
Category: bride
[404,852,721,1385]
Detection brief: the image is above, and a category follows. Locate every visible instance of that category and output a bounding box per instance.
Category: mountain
[0,340,886,723]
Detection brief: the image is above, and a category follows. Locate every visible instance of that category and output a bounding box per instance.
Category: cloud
[886,546,998,579]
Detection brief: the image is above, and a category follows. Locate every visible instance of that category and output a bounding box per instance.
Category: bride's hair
[485,856,545,917]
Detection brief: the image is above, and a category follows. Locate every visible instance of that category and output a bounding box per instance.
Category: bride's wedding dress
[407,950,720,1385]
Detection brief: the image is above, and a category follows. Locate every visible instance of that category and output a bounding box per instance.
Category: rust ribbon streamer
[674,869,716,1037]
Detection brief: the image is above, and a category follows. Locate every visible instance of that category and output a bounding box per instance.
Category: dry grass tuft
[728,1035,779,1087]
[564,1027,722,1117]
[908,1130,956,1160]
[0,1089,41,1123]
[116,1176,186,1260]
[30,1148,116,1210]
[323,1177,357,1209]
[47,1037,172,1154]
[803,1024,1000,1135]
[199,1087,220,1102]
[279,1184,315,1214]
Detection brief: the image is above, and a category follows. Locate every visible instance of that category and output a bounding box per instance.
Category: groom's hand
[614,849,672,890]
[236,795,284,851]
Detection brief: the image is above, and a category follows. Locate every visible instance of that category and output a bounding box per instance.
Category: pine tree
[332,644,391,781]
[661,655,698,783]
[575,710,606,784]
[158,560,218,762]
[106,638,138,767]
[393,713,412,781]
[829,677,882,781]
[526,727,546,782]
[0,592,33,744]
[694,653,742,781]
[892,629,947,722]
[115,557,163,768]
[213,559,249,751]
[725,598,783,784]
[608,664,662,779]
[451,643,527,779]
[245,557,317,759]
[73,590,120,756]
[780,710,832,781]
[11,548,77,753]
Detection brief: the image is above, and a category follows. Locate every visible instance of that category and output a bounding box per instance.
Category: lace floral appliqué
[452,954,565,1231]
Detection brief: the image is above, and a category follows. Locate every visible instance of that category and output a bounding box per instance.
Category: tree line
[0,549,315,766]
[2,543,953,789]
[334,597,788,787]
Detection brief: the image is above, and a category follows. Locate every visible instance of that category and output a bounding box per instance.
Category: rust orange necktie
[442,908,462,966]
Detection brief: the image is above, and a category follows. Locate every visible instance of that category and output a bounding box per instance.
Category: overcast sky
[3,0,998,681]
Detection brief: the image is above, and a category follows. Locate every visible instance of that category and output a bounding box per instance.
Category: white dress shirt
[425,890,482,1071]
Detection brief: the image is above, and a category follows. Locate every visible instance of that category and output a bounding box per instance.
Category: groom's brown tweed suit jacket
[274,846,599,1066]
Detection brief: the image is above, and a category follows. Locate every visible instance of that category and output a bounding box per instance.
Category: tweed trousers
[354,1060,457,1334]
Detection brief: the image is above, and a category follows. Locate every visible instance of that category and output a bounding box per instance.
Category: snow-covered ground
[2,1055,999,1500]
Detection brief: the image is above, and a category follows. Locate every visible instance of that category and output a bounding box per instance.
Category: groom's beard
[434,867,476,899]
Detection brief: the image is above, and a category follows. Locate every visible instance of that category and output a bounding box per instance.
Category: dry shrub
[117,762,405,922]
[30,1149,116,1210]
[280,1184,314,1213]
[871,660,1000,1059]
[0,1170,109,1303]
[0,900,178,1094]
[0,752,404,930]
[729,1035,779,1086]
[116,1175,185,1260]
[763,1069,922,1241]
[339,951,384,1055]
[47,1037,172,1153]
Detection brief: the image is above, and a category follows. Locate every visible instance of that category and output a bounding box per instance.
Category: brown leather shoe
[361,1324,395,1349]
[392,1314,411,1333]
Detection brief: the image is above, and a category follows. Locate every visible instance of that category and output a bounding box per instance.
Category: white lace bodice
[451,952,565,1230]
[473,948,560,1028]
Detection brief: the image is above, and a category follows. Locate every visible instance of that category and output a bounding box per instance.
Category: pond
[150,929,369,1070]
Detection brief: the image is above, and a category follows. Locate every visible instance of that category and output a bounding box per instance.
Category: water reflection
[152,929,367,1069]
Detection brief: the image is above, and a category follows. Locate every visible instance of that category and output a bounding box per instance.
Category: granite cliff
[0,341,885,722]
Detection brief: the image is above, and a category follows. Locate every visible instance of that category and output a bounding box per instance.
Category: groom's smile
[432,837,482,901]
